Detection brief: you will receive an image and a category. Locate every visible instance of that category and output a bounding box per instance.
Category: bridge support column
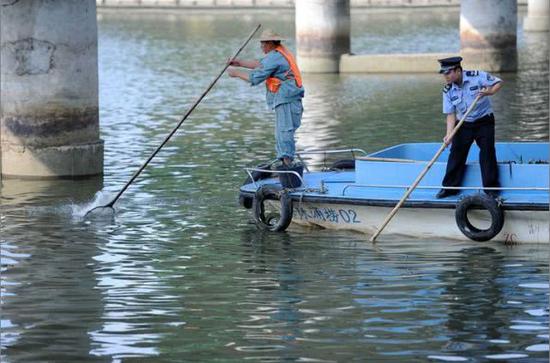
[295,0,351,73]
[1,0,103,178]
[460,0,518,72]
[524,0,549,31]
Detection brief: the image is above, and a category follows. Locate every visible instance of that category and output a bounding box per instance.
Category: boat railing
[295,148,368,172]
[244,167,306,189]
[341,184,549,196]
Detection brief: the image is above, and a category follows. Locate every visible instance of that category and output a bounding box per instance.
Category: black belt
[459,113,495,128]
[475,113,494,122]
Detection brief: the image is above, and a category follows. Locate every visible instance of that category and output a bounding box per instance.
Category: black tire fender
[239,194,253,209]
[455,194,504,242]
[252,184,293,232]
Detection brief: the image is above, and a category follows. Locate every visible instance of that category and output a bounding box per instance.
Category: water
[1,7,549,362]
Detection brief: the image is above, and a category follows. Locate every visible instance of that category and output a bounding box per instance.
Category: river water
[1,8,549,363]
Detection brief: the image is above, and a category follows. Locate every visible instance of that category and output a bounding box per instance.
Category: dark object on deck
[277,163,304,188]
[243,163,272,184]
[253,184,293,232]
[240,162,272,209]
[455,194,504,242]
[330,159,355,170]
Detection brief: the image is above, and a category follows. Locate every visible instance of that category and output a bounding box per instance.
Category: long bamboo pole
[369,94,483,242]
[85,24,262,217]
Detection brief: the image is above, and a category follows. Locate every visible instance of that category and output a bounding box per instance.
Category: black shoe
[484,190,500,198]
[436,188,458,199]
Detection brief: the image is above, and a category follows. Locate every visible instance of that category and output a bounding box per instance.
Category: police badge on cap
[438,56,463,74]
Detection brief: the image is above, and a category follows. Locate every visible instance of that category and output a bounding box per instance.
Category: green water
[1,8,548,362]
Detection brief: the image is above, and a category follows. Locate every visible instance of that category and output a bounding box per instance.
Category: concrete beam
[339,52,517,73]
[340,53,455,73]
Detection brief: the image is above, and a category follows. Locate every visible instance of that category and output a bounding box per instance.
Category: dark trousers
[442,113,499,189]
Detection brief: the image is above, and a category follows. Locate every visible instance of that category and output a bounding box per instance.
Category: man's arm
[478,71,503,97]
[228,52,279,85]
[227,68,250,82]
[229,59,261,69]
[444,113,457,145]
[479,81,503,97]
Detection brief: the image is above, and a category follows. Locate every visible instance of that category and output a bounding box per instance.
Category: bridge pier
[1,0,103,178]
[460,0,518,72]
[524,0,549,31]
[295,0,351,73]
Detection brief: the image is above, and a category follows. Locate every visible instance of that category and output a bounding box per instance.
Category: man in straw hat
[228,29,305,167]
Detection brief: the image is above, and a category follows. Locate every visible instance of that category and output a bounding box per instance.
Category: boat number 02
[296,206,361,224]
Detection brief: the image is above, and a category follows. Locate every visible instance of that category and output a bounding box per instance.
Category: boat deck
[240,142,549,210]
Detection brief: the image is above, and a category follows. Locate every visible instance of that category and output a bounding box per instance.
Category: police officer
[227,29,304,167]
[436,56,503,199]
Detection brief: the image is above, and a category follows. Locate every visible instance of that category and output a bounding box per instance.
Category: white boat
[239,142,549,244]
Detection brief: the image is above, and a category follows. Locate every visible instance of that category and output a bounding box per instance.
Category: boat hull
[243,142,549,243]
[286,201,549,244]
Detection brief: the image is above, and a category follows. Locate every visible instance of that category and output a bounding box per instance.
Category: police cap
[438,56,462,74]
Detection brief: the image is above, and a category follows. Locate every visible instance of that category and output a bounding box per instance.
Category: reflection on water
[1,8,548,363]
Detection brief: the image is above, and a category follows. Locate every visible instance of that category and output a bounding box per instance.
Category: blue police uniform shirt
[249,49,305,109]
[442,70,502,122]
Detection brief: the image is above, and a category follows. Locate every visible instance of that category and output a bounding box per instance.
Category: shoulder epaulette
[442,84,451,93]
[465,70,479,77]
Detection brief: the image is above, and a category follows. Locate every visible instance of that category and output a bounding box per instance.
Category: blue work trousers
[274,100,303,160]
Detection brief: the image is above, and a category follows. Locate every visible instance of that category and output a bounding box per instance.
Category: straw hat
[258,29,285,42]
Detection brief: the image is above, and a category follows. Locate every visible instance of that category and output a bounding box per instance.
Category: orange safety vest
[265,45,303,93]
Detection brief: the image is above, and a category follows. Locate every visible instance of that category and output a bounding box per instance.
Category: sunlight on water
[526,344,549,352]
[427,356,468,362]
[1,7,548,363]
[485,354,529,360]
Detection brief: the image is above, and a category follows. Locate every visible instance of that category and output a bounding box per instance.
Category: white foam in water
[512,320,544,325]
[485,354,528,360]
[525,308,549,317]
[537,334,549,340]
[510,325,548,331]
[70,191,115,220]
[427,355,468,362]
[489,339,510,344]
[519,283,550,289]
[526,344,549,352]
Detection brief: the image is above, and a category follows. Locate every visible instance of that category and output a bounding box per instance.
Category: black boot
[436,188,459,199]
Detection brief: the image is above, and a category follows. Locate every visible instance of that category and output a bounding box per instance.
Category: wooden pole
[85,24,262,216]
[369,94,483,242]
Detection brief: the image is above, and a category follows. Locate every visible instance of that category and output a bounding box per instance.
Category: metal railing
[296,148,367,172]
[244,167,305,188]
[341,184,549,196]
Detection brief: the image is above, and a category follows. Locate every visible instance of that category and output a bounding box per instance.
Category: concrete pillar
[295,0,351,73]
[1,0,103,178]
[524,0,550,31]
[460,0,518,72]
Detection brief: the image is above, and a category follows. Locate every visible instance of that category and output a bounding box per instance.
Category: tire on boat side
[252,184,293,232]
[330,159,355,170]
[455,194,504,242]
[239,163,273,209]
